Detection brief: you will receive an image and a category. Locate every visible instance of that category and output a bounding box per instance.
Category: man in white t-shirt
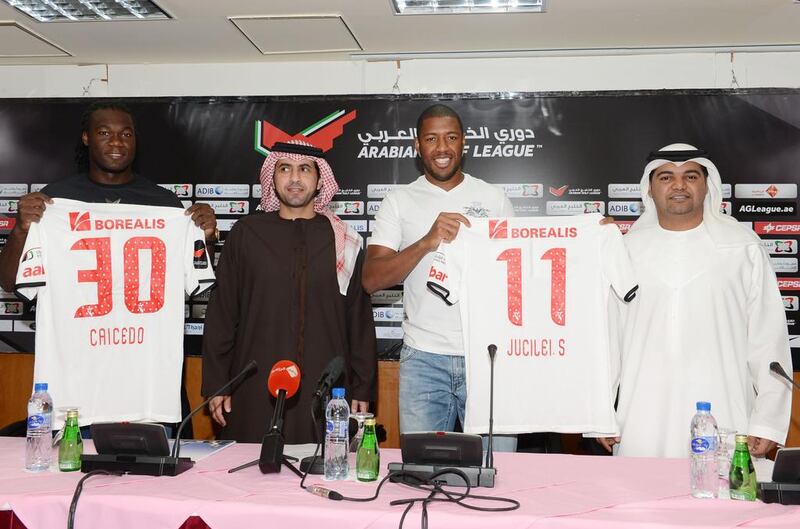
[363,104,517,450]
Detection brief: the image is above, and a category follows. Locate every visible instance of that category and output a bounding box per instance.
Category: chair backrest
[0,419,27,437]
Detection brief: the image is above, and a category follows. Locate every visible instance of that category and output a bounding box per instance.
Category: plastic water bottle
[690,401,719,498]
[324,387,349,481]
[25,382,53,472]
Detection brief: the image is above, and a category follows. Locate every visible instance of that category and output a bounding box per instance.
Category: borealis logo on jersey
[254,109,357,157]
[489,219,577,239]
[489,219,508,239]
[68,211,165,231]
[69,212,91,231]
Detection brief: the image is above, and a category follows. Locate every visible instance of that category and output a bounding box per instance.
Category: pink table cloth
[1,438,798,529]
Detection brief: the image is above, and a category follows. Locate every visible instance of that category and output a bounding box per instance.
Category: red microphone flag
[267,360,301,399]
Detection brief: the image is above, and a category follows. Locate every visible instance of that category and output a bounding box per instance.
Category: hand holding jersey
[421,212,472,249]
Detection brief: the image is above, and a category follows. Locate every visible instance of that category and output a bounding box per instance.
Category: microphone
[80,360,257,476]
[313,356,345,400]
[485,344,497,469]
[770,362,800,391]
[260,360,301,474]
[300,356,346,475]
[267,360,302,432]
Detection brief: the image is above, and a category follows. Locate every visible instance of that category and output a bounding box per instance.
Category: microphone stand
[299,392,328,474]
[486,344,497,470]
[299,356,344,474]
[228,388,303,477]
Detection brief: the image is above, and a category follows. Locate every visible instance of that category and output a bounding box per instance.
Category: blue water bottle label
[326,420,334,434]
[27,414,44,429]
[691,436,717,454]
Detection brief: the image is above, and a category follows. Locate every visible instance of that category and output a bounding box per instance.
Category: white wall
[1,51,800,98]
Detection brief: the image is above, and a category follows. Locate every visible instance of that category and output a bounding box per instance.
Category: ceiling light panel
[3,0,169,22]
[392,0,546,15]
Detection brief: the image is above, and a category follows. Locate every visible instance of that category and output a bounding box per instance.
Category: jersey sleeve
[600,225,638,303]
[184,221,216,297]
[426,240,463,306]
[14,222,46,301]
[367,192,402,251]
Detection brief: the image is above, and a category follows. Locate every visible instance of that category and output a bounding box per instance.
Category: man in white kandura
[598,143,793,458]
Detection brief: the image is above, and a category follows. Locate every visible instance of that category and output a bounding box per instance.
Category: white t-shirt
[368,174,514,355]
[427,214,638,435]
[15,198,215,428]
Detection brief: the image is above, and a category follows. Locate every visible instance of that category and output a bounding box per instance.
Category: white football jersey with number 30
[16,198,215,429]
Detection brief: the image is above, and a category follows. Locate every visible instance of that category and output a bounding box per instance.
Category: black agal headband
[271,142,326,159]
[646,148,708,163]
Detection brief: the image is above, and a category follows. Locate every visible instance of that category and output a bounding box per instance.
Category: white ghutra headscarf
[629,143,760,249]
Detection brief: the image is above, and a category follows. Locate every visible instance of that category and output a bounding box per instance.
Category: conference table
[1,438,799,529]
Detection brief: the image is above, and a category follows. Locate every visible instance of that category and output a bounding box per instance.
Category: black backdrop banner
[0,91,798,367]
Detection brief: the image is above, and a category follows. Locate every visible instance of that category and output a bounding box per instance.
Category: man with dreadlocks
[201,140,376,443]
[0,101,217,291]
[596,143,792,458]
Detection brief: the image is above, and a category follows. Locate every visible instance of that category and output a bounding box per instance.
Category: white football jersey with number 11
[427,214,637,435]
[15,198,215,429]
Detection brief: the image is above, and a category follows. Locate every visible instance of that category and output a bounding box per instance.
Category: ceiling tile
[0,22,69,57]
[230,15,361,55]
